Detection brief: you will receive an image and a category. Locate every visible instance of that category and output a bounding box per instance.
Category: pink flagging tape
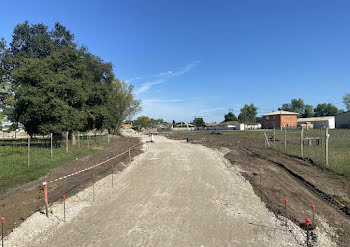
[46,143,140,184]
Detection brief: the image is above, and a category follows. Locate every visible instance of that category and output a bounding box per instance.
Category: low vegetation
[0,137,107,196]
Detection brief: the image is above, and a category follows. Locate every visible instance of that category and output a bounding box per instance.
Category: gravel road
[5,135,305,246]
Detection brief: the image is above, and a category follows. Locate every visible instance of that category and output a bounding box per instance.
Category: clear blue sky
[1,0,349,123]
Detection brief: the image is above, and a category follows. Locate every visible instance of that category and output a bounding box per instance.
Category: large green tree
[238,104,257,124]
[224,112,238,122]
[193,117,205,127]
[314,103,339,117]
[0,21,140,135]
[134,116,151,129]
[104,79,141,134]
[280,98,314,117]
[344,93,350,111]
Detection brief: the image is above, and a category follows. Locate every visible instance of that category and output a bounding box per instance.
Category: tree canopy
[314,103,339,117]
[224,112,238,122]
[279,98,314,117]
[192,117,205,127]
[344,93,350,111]
[238,104,257,124]
[0,21,140,135]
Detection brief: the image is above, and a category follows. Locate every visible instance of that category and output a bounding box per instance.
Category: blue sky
[1,0,349,123]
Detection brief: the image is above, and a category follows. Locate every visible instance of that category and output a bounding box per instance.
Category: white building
[335,111,350,129]
[297,116,335,129]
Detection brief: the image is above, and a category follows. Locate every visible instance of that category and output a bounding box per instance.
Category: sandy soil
[3,134,331,246]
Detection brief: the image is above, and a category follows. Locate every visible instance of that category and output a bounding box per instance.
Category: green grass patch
[208,129,350,178]
[0,138,108,196]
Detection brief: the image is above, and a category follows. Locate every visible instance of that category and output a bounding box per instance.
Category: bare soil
[166,131,350,247]
[0,135,141,236]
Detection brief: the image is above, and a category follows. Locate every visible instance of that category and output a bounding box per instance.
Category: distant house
[245,123,262,130]
[205,123,218,130]
[262,111,298,129]
[297,116,335,129]
[217,121,245,130]
[122,124,133,129]
[335,111,350,129]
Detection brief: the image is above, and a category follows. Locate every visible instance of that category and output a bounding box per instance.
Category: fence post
[128,148,131,163]
[300,127,304,158]
[284,127,287,153]
[1,217,4,247]
[77,132,80,149]
[273,127,276,145]
[264,132,270,148]
[65,131,69,153]
[43,180,49,217]
[27,135,30,167]
[107,132,110,143]
[50,133,53,159]
[87,133,90,148]
[325,127,329,166]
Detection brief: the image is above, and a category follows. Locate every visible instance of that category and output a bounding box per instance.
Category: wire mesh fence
[267,128,350,177]
[0,132,109,195]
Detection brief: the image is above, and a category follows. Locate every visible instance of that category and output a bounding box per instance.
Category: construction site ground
[0,135,141,237]
[166,130,350,247]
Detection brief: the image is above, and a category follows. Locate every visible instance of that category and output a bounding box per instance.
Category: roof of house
[262,110,298,117]
[218,121,240,126]
[205,123,218,127]
[297,116,335,122]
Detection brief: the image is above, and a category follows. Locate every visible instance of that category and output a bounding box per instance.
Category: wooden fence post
[273,127,276,145]
[325,127,329,166]
[284,127,287,153]
[87,133,90,148]
[65,131,69,153]
[27,135,30,167]
[77,132,80,149]
[264,132,270,148]
[300,127,304,158]
[50,133,53,159]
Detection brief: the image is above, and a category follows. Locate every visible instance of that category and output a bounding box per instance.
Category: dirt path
[167,131,346,246]
[5,135,311,246]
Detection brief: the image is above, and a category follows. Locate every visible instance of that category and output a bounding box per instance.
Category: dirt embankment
[0,135,141,236]
[166,131,350,247]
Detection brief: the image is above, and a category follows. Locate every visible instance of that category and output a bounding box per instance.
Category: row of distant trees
[201,95,350,126]
[0,21,140,136]
[278,97,349,118]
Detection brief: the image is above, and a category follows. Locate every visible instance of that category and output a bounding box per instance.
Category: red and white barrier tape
[46,143,140,184]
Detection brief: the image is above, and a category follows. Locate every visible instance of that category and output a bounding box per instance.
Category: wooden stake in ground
[1,217,4,247]
[273,127,276,145]
[27,135,30,167]
[300,127,304,158]
[284,199,288,229]
[111,165,114,187]
[77,132,80,149]
[63,194,66,222]
[65,131,69,153]
[284,127,287,153]
[325,127,329,166]
[92,174,95,202]
[107,132,110,143]
[264,132,270,148]
[50,133,53,159]
[87,133,90,148]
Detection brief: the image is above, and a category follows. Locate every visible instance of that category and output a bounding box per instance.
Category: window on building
[266,116,269,120]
